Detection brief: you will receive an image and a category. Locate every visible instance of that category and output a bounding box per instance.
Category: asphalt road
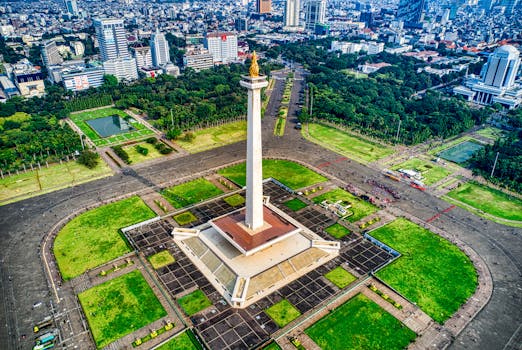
[1,70,520,349]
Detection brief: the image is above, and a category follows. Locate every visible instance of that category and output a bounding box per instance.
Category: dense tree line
[282,41,487,145]
[0,35,24,64]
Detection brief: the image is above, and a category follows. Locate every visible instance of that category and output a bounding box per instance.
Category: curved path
[1,74,521,350]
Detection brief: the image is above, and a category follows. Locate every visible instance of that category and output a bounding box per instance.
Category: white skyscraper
[304,0,326,32]
[204,32,238,64]
[482,45,520,89]
[285,0,301,28]
[94,18,130,61]
[65,0,79,16]
[150,30,170,67]
[41,40,63,67]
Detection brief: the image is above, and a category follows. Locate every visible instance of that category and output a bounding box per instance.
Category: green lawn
[325,223,351,239]
[178,290,212,316]
[78,270,167,349]
[475,127,504,140]
[148,250,175,269]
[284,198,308,211]
[54,196,156,280]
[262,341,282,350]
[303,123,394,164]
[313,188,378,222]
[324,266,357,288]
[371,218,477,323]
[175,121,247,153]
[265,299,301,328]
[161,178,224,208]
[218,159,326,190]
[0,160,112,205]
[446,182,522,222]
[156,330,201,350]
[223,193,245,207]
[122,142,164,164]
[70,107,154,147]
[392,158,452,185]
[306,293,416,350]
[173,211,198,225]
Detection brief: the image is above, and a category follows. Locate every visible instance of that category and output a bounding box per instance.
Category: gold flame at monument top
[249,51,260,78]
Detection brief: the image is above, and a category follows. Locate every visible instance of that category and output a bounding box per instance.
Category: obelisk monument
[240,52,268,230]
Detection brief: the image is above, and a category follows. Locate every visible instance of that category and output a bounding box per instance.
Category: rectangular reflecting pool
[86,115,135,138]
[438,140,484,164]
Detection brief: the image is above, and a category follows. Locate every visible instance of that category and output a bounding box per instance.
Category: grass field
[446,182,522,222]
[223,193,245,207]
[161,178,224,208]
[175,121,247,153]
[265,299,301,328]
[303,123,394,164]
[54,196,156,280]
[313,188,378,222]
[78,270,167,349]
[70,107,154,147]
[156,330,201,350]
[0,160,112,205]
[284,198,308,211]
[178,290,212,316]
[218,159,327,190]
[122,142,164,164]
[305,293,416,350]
[261,341,282,350]
[325,223,351,239]
[173,211,198,225]
[324,266,357,288]
[371,218,477,323]
[148,250,175,269]
[392,158,452,185]
[474,127,504,140]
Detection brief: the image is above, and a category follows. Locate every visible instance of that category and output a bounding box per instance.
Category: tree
[166,128,182,140]
[103,74,119,88]
[77,149,100,169]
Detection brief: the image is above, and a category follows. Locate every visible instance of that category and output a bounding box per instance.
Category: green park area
[54,196,156,280]
[325,223,351,239]
[371,218,477,323]
[265,299,301,328]
[324,266,357,289]
[70,107,154,147]
[148,250,175,270]
[161,178,223,208]
[445,182,522,224]
[474,127,504,140]
[78,270,167,349]
[284,198,308,211]
[392,158,452,185]
[156,330,202,350]
[313,188,378,222]
[122,142,164,164]
[173,211,198,226]
[223,193,245,207]
[302,123,394,164]
[306,293,416,350]
[178,290,212,316]
[261,341,282,350]
[175,121,247,153]
[0,160,112,205]
[218,159,326,190]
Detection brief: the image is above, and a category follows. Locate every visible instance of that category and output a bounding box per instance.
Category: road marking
[426,205,456,223]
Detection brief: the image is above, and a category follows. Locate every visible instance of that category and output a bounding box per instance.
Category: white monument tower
[240,52,268,230]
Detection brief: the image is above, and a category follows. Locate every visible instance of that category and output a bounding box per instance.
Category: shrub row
[112,145,131,164]
[369,284,402,309]
[132,322,174,347]
[359,216,381,229]
[135,144,148,156]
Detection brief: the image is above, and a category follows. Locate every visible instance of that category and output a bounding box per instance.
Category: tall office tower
[284,0,301,28]
[130,43,152,69]
[256,0,271,14]
[150,30,170,67]
[65,0,79,16]
[482,45,520,89]
[304,0,326,31]
[94,18,129,61]
[41,40,63,67]
[235,17,249,32]
[397,0,425,28]
[501,0,519,15]
[204,32,238,64]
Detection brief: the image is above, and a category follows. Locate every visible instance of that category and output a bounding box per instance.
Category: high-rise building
[102,57,139,81]
[454,45,522,109]
[183,48,214,72]
[41,40,63,67]
[65,0,79,16]
[130,43,152,69]
[235,17,248,32]
[150,30,170,67]
[256,0,271,14]
[304,0,326,32]
[284,0,301,28]
[94,18,130,61]
[397,0,425,28]
[204,32,238,64]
